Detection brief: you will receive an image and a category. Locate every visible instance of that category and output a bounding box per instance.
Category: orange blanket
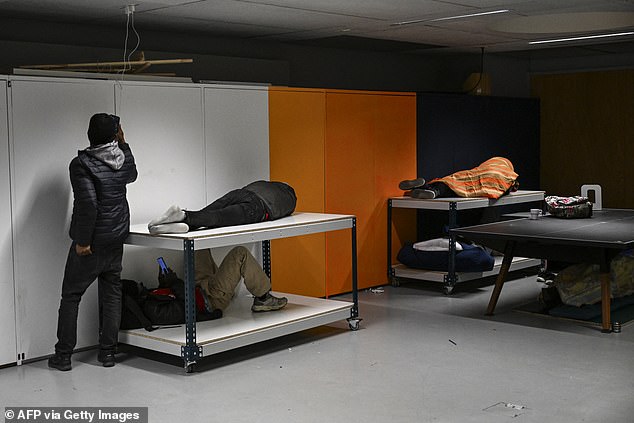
[430,157,518,199]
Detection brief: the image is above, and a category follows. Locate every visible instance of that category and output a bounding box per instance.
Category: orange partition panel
[269,88,327,296]
[324,91,416,295]
[373,94,417,268]
[325,92,376,295]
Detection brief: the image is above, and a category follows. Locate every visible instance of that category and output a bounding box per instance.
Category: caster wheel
[185,363,196,373]
[443,286,454,295]
[347,318,362,331]
[390,277,400,287]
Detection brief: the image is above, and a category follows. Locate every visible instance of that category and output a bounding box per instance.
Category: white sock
[149,222,190,235]
[147,205,186,228]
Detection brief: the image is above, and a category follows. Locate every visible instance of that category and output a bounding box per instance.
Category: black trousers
[54,243,123,355]
[185,189,267,230]
[427,181,457,198]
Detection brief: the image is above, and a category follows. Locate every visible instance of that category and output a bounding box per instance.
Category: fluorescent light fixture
[430,9,509,22]
[529,31,634,44]
[393,9,509,26]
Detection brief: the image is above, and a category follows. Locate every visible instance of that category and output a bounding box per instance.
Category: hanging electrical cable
[120,8,131,77]
[126,7,141,72]
[120,5,141,76]
[463,47,485,94]
[117,5,141,114]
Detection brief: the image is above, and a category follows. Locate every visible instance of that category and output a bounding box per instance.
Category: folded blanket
[413,237,463,252]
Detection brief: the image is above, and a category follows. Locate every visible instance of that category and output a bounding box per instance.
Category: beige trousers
[195,246,270,311]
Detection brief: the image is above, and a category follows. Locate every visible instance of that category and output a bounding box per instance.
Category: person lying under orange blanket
[399,157,519,200]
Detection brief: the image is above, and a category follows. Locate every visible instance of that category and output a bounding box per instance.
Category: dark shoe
[252,292,288,312]
[98,351,116,368]
[48,353,71,371]
[398,177,426,191]
[410,188,436,199]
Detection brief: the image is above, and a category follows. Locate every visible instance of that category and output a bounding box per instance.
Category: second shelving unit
[387,190,545,294]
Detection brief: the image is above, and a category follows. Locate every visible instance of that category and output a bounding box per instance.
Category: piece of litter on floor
[369,287,384,294]
[449,339,457,345]
[483,402,529,418]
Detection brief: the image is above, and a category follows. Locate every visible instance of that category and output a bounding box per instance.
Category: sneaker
[97,351,116,368]
[251,292,288,312]
[398,177,426,191]
[410,188,436,199]
[536,270,557,285]
[48,353,71,371]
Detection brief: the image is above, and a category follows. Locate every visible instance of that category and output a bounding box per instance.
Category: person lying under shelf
[195,246,287,312]
[399,157,520,200]
[148,180,297,234]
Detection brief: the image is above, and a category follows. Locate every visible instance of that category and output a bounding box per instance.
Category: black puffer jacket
[243,180,297,220]
[69,142,137,247]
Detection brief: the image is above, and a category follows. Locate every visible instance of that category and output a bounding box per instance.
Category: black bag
[120,272,222,332]
[120,279,154,331]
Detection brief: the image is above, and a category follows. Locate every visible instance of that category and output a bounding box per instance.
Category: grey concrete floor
[1,275,633,423]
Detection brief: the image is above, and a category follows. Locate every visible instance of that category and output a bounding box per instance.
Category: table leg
[600,271,612,333]
[486,241,515,315]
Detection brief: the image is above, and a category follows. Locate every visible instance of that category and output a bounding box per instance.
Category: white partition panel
[0,78,17,366]
[10,76,115,361]
[115,82,206,285]
[204,85,270,264]
[204,85,269,200]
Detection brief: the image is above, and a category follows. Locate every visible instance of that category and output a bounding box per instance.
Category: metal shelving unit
[387,190,545,294]
[122,212,361,372]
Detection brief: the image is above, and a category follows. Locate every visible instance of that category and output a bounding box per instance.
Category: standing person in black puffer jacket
[147,180,296,234]
[48,113,137,371]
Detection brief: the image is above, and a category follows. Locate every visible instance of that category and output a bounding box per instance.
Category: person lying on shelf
[193,247,288,313]
[49,113,138,371]
[399,156,520,200]
[147,180,297,235]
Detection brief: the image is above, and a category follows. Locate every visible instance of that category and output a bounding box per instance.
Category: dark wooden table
[452,209,634,332]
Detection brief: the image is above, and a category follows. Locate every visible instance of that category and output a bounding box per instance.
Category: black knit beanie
[87,113,119,146]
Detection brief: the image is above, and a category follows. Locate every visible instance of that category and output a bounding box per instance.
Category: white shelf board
[119,293,353,357]
[390,190,544,211]
[392,256,541,283]
[126,212,354,250]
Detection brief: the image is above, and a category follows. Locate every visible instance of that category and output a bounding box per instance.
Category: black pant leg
[55,244,100,355]
[97,245,123,352]
[185,189,265,229]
